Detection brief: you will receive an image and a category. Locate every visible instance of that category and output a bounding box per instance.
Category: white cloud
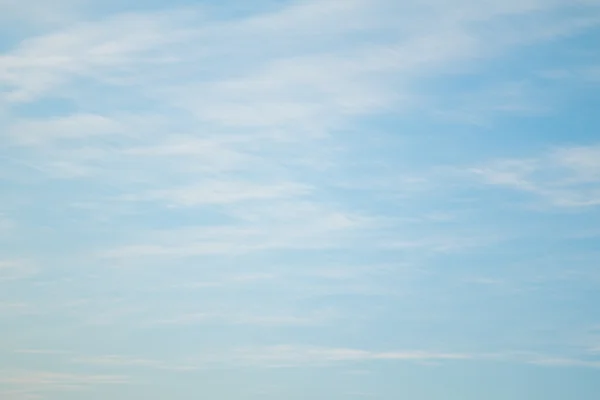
[14,349,72,355]
[2,0,595,110]
[0,260,37,282]
[0,370,130,393]
[0,0,82,29]
[555,145,600,182]
[0,214,16,235]
[527,357,600,368]
[35,346,471,374]
[126,181,312,207]
[0,9,195,103]
[0,389,42,400]
[431,81,550,125]
[10,345,600,377]
[225,346,600,369]
[121,136,256,173]
[153,310,334,327]
[0,0,597,187]
[0,302,32,316]
[71,355,198,371]
[1,3,600,392]
[172,273,277,290]
[102,200,374,260]
[222,345,475,368]
[6,113,125,145]
[472,144,600,207]
[383,233,498,253]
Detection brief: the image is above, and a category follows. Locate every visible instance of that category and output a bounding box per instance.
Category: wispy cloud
[226,345,475,368]
[6,113,126,145]
[70,355,198,372]
[0,8,194,103]
[471,144,600,207]
[189,345,600,370]
[0,259,36,282]
[0,302,32,316]
[153,310,335,327]
[2,0,598,179]
[0,388,42,400]
[2,1,600,398]
[14,349,73,355]
[123,181,312,207]
[0,214,16,234]
[0,370,130,395]
[102,201,374,259]
[527,356,600,368]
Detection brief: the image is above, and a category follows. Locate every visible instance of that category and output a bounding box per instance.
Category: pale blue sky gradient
[1,0,600,399]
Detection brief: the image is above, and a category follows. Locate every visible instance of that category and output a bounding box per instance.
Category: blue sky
[1,0,600,399]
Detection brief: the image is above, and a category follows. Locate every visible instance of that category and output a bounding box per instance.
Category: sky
[1,0,600,399]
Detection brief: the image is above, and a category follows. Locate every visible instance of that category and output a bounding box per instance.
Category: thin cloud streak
[1,1,600,399]
[471,143,600,207]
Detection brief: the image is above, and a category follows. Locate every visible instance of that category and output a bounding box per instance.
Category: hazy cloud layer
[1,0,600,399]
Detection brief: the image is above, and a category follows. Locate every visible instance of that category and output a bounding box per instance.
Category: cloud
[431,81,550,125]
[2,0,595,109]
[0,302,32,316]
[471,144,600,207]
[153,310,334,327]
[14,349,72,355]
[223,346,600,370]
[1,0,597,186]
[165,0,600,129]
[0,370,130,394]
[6,113,124,145]
[121,136,257,174]
[10,345,600,378]
[0,260,37,282]
[1,3,600,397]
[102,201,374,259]
[6,345,475,372]
[527,357,600,368]
[124,181,312,207]
[0,8,195,103]
[0,0,82,29]
[228,345,475,367]
[0,389,42,400]
[555,145,600,182]
[0,214,16,234]
[71,355,198,371]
